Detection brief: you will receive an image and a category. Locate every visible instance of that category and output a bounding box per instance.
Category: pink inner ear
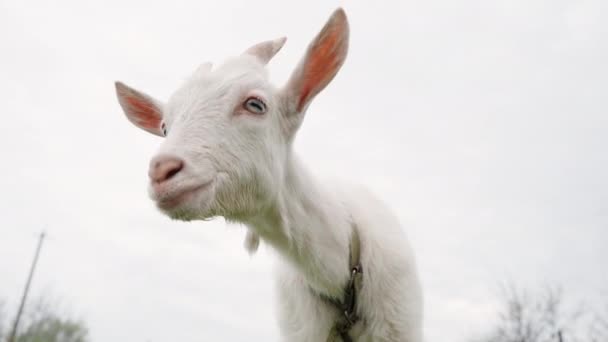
[295,10,348,112]
[125,95,161,130]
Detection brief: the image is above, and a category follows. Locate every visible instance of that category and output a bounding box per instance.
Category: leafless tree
[588,303,608,342]
[472,284,588,342]
[14,295,88,342]
[0,299,6,340]
[1,294,89,342]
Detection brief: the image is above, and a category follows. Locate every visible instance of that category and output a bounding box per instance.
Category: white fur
[115,8,423,342]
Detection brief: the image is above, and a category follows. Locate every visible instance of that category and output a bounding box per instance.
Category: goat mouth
[154,181,213,211]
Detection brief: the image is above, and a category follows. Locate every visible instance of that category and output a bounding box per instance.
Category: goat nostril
[149,156,185,184]
[165,163,183,180]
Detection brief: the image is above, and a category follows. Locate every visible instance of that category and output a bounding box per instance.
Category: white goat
[115,8,423,342]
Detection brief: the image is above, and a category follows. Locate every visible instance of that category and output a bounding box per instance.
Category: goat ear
[284,8,349,115]
[115,81,164,137]
[244,37,287,65]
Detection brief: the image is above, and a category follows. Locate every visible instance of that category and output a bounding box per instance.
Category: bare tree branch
[472,284,590,342]
[0,299,6,340]
[1,294,89,342]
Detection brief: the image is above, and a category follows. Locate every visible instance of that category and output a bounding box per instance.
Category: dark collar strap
[320,224,363,342]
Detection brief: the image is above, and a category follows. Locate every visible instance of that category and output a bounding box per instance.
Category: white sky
[1,0,607,341]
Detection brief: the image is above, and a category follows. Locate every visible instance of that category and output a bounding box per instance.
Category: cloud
[0,0,606,341]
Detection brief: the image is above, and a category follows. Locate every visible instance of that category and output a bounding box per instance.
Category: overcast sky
[1,0,607,341]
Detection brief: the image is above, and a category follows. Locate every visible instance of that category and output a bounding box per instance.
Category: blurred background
[0,0,606,341]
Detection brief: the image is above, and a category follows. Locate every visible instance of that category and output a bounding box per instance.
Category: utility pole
[7,232,46,342]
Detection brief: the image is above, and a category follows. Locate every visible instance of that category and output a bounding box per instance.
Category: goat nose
[148,155,184,184]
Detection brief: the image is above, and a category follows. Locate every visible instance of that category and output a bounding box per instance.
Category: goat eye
[161,122,167,136]
[244,97,267,114]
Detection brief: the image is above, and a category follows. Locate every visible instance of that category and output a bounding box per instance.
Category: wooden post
[7,232,46,342]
